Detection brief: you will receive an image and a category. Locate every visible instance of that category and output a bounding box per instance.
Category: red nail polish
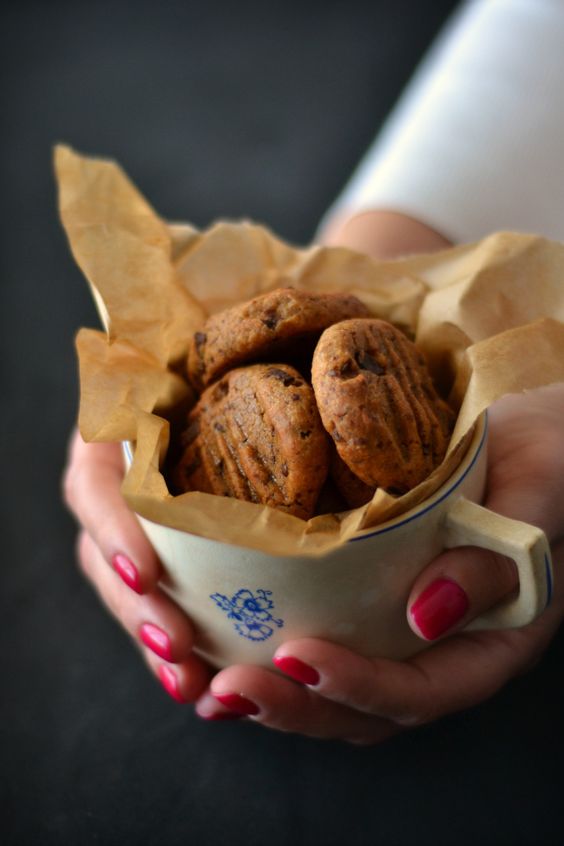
[213,693,260,716]
[273,655,320,686]
[410,578,469,640]
[112,553,142,594]
[158,665,187,703]
[140,623,174,662]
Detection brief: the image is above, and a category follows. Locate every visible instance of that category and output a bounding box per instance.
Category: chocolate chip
[355,351,386,375]
[329,359,357,379]
[266,367,303,388]
[261,310,279,330]
[212,380,229,402]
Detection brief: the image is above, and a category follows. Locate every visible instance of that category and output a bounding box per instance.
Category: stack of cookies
[171,288,454,520]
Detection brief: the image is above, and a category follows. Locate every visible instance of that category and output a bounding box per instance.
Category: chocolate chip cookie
[330,452,376,509]
[172,363,330,520]
[187,287,369,390]
[312,319,454,494]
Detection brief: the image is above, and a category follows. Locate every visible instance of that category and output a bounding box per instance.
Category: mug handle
[442,497,552,629]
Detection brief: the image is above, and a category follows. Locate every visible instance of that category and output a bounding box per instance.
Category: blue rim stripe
[349,416,488,542]
[124,418,489,545]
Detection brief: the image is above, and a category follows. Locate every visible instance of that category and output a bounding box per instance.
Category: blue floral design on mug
[209,588,284,641]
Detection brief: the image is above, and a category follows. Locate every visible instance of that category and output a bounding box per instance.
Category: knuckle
[393,710,432,728]
[62,430,85,511]
[391,690,441,727]
[63,459,91,519]
[62,462,79,511]
[351,686,384,715]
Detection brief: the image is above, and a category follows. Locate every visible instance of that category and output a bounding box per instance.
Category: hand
[192,211,564,741]
[63,431,213,706]
[195,383,564,741]
[63,210,450,714]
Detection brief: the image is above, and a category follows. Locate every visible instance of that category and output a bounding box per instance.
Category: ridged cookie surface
[187,287,369,390]
[312,319,454,494]
[172,364,330,520]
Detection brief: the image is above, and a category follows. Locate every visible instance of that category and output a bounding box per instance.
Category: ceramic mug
[124,413,552,668]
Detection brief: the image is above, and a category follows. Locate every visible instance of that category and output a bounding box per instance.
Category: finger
[200,664,400,744]
[272,539,564,727]
[273,633,522,727]
[271,628,536,728]
[193,691,248,721]
[487,386,564,539]
[406,546,519,641]
[141,649,212,705]
[320,209,451,259]
[405,394,564,643]
[64,430,161,593]
[78,531,195,664]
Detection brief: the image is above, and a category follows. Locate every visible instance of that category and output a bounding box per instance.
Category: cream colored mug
[124,413,552,668]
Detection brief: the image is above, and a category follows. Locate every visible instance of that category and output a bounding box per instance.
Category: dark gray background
[2,1,563,844]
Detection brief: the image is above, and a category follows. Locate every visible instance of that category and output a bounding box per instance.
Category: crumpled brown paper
[56,145,564,556]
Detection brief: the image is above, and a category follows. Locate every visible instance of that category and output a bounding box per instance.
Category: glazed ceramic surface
[125,414,551,668]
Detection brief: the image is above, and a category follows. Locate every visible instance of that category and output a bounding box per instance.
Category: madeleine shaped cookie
[330,451,376,509]
[187,287,369,391]
[312,319,454,494]
[172,364,330,520]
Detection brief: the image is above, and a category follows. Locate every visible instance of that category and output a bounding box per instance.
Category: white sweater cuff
[322,0,564,244]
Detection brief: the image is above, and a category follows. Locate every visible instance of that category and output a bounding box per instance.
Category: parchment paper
[56,145,564,556]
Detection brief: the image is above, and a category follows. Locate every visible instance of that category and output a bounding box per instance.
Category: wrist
[320,209,452,260]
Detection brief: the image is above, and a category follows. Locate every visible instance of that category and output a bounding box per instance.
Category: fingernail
[273,655,320,686]
[213,693,260,716]
[140,622,174,661]
[158,665,187,704]
[112,553,142,594]
[410,577,469,640]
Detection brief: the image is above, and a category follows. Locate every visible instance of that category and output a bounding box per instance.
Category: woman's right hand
[63,429,216,708]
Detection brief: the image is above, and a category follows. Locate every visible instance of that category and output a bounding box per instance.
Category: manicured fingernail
[213,693,260,716]
[273,655,320,686]
[410,578,469,640]
[112,553,142,594]
[158,665,187,704]
[140,622,173,661]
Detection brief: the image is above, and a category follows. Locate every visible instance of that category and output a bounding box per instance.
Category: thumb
[406,546,519,641]
[406,412,560,642]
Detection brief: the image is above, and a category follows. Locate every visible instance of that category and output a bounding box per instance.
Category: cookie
[187,287,369,390]
[171,363,330,520]
[312,319,454,494]
[331,452,376,509]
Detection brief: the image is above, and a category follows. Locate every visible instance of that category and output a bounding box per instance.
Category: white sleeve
[321,0,564,243]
